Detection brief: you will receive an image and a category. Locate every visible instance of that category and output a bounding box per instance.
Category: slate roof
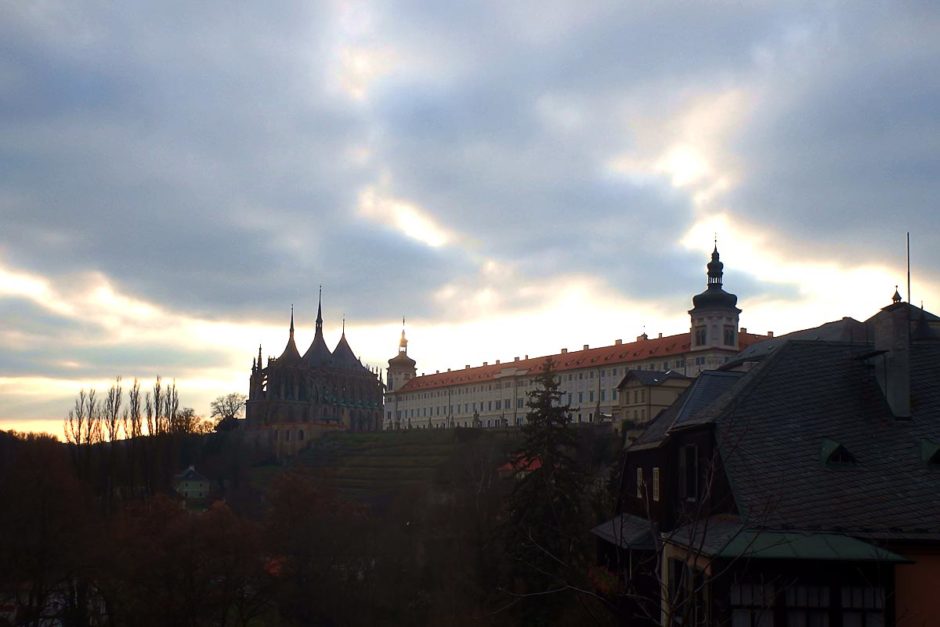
[629,370,746,450]
[712,339,940,539]
[727,316,868,367]
[331,333,362,369]
[302,327,333,367]
[397,331,767,393]
[617,369,690,389]
[591,513,656,551]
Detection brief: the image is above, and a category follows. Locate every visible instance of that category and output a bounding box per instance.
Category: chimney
[583,344,589,350]
[767,330,774,338]
[483,361,488,366]
[447,368,451,372]
[435,370,439,374]
[637,333,648,341]
[741,327,747,333]
[525,354,529,359]
[561,348,568,354]
[615,339,622,345]
[658,332,663,339]
[870,303,911,418]
[514,356,519,362]
[465,365,470,369]
[495,359,500,365]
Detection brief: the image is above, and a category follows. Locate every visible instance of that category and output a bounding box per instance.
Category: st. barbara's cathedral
[245,294,384,457]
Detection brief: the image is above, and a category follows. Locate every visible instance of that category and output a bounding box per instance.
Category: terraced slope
[291,429,474,500]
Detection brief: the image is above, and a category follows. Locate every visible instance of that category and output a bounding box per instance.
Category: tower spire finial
[316,286,323,331]
[290,304,295,337]
[342,315,345,335]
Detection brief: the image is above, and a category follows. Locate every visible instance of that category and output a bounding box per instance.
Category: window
[652,467,660,502]
[600,389,606,401]
[636,467,644,498]
[589,391,594,402]
[724,325,737,346]
[578,392,583,403]
[695,326,707,346]
[841,585,885,627]
[504,398,510,409]
[731,582,776,627]
[517,398,524,409]
[679,445,699,501]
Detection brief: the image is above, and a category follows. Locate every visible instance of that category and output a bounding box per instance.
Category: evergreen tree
[504,358,588,624]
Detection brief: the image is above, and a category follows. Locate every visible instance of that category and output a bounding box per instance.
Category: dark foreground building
[245,298,383,457]
[595,295,940,626]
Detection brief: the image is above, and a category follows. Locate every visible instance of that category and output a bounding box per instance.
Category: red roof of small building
[498,455,543,474]
[396,331,768,393]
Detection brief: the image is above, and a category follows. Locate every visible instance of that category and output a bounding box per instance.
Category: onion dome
[332,320,361,369]
[277,306,302,365]
[691,245,740,311]
[303,289,333,367]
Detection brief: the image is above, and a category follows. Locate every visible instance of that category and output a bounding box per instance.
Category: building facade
[595,298,940,626]
[384,247,767,430]
[245,298,384,457]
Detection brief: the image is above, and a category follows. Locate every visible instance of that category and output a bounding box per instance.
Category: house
[174,465,211,502]
[615,369,692,435]
[594,296,940,626]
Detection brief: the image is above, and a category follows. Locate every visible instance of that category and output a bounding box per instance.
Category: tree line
[0,363,624,626]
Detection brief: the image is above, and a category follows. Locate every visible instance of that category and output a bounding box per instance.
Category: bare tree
[103,377,123,443]
[211,393,247,423]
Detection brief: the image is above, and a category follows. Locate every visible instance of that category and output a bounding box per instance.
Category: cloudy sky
[2,1,939,434]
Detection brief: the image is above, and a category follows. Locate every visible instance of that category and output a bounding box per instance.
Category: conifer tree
[504,358,588,623]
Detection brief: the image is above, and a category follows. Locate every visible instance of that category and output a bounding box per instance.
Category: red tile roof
[396,331,768,392]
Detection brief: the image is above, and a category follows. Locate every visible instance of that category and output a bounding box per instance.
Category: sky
[2,1,939,435]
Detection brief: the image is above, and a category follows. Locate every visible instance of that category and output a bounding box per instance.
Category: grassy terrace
[285,428,522,501]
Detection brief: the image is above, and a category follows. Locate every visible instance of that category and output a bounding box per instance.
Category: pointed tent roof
[277,307,302,365]
[303,288,332,367]
[332,320,361,369]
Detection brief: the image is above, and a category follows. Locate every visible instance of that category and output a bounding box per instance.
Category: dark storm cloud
[724,4,940,273]
[1,0,938,335]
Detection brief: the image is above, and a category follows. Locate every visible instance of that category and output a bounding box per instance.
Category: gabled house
[174,465,211,503]
[615,369,692,433]
[594,298,940,626]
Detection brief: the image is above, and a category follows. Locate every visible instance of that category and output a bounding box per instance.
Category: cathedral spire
[316,286,323,332]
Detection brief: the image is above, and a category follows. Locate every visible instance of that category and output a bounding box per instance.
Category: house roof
[591,513,656,551]
[727,317,868,367]
[174,465,209,483]
[397,331,767,393]
[711,339,940,538]
[667,517,909,563]
[616,369,691,389]
[629,370,746,450]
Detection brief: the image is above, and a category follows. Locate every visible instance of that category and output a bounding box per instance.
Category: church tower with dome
[689,243,742,353]
[245,293,384,457]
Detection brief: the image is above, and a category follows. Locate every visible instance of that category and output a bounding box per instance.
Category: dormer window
[821,438,856,465]
[920,440,940,465]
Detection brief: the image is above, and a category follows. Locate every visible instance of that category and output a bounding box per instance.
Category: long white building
[384,247,769,430]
